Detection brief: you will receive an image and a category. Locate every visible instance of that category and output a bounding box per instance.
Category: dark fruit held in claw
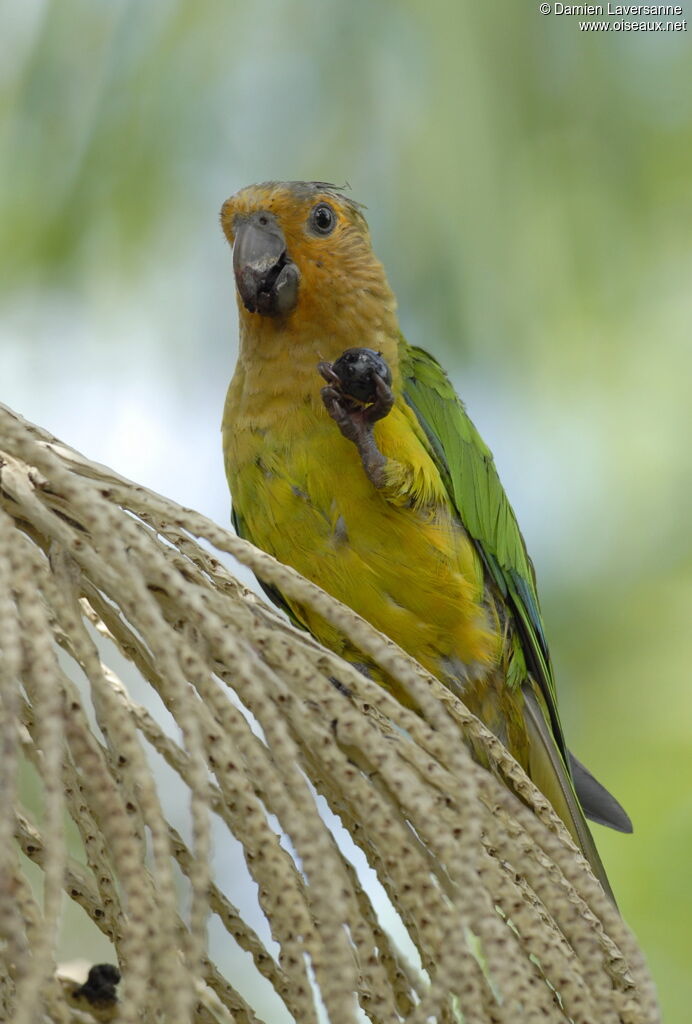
[331,348,392,404]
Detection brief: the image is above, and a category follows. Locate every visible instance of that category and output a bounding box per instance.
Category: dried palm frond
[0,403,660,1024]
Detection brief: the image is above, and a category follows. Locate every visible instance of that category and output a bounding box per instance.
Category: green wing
[400,340,631,844]
[399,340,567,756]
[399,341,627,900]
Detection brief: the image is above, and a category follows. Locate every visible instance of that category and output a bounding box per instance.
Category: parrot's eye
[309,202,336,236]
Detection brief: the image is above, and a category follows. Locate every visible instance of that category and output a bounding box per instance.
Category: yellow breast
[223,375,500,681]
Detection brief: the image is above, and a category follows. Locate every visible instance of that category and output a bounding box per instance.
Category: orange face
[220,181,394,332]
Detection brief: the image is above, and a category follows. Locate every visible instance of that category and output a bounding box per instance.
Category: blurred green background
[2,0,690,1019]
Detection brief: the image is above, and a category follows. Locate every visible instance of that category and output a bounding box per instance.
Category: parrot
[220,180,631,902]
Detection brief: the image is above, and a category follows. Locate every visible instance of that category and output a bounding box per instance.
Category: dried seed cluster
[0,404,660,1024]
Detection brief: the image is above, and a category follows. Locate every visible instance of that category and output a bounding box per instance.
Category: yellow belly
[225,399,500,682]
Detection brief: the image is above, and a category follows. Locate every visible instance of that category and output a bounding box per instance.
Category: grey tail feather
[568,751,633,834]
[522,685,617,906]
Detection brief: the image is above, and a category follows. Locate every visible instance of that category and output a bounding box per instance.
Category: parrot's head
[220,181,397,345]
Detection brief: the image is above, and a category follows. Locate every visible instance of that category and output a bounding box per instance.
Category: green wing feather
[398,340,626,900]
[399,339,567,757]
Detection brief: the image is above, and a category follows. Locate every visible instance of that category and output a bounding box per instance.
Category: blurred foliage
[1,1,690,1020]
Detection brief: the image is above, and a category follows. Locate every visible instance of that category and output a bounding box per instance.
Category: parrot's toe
[320,386,362,443]
[320,382,388,488]
[364,370,394,423]
[317,360,341,387]
[318,348,394,433]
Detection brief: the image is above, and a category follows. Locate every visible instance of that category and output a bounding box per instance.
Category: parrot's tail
[522,684,617,905]
[568,751,633,833]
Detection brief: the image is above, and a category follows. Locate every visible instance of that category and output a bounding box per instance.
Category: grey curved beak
[232,214,300,317]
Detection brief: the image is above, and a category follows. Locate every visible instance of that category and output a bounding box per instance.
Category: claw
[363,371,394,423]
[318,360,341,387]
[321,386,361,444]
[318,348,392,489]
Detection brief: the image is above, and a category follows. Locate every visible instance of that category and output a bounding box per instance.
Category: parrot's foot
[318,354,394,489]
